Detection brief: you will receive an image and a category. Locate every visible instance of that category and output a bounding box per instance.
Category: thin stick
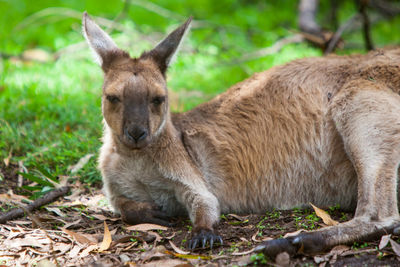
[359,0,374,50]
[0,186,70,224]
[107,0,131,33]
[325,14,360,55]
[223,34,304,66]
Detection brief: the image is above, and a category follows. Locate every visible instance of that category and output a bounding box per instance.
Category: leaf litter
[1,174,400,266]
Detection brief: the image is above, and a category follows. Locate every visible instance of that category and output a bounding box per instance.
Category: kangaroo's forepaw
[120,203,175,227]
[188,229,223,250]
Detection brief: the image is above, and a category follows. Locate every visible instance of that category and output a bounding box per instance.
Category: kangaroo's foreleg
[115,196,174,226]
[102,172,175,226]
[155,136,223,249]
[256,80,400,258]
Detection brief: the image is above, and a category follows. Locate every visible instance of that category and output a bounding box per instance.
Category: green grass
[1,0,400,194]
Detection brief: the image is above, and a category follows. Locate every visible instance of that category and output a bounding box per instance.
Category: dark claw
[210,237,214,249]
[202,237,207,248]
[188,229,223,250]
[191,238,198,250]
[218,236,223,246]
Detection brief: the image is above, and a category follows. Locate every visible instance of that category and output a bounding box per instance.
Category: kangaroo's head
[82,12,191,149]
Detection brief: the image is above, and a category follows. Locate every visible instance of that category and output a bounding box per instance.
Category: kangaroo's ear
[143,17,192,74]
[82,12,127,71]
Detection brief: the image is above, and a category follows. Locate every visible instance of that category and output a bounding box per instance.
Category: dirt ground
[1,163,400,266]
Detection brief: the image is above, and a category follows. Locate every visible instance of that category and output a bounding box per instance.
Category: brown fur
[83,13,400,255]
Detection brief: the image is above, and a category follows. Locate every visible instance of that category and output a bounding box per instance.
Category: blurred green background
[1,0,400,195]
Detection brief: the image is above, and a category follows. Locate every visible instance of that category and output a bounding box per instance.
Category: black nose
[125,126,148,142]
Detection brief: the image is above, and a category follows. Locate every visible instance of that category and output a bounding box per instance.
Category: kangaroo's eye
[152,96,166,106]
[106,95,120,104]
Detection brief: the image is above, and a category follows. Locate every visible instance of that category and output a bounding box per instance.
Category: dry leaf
[119,254,131,263]
[140,246,168,261]
[18,161,27,187]
[283,229,304,238]
[52,242,72,254]
[227,214,248,221]
[91,214,108,221]
[231,248,254,256]
[126,223,168,232]
[80,244,98,257]
[62,228,97,245]
[3,150,12,166]
[4,236,50,248]
[390,239,400,256]
[251,231,273,243]
[140,259,189,267]
[63,188,83,201]
[68,245,81,258]
[165,232,176,240]
[329,245,350,256]
[379,234,391,250]
[10,220,31,225]
[314,255,328,264]
[37,259,56,267]
[169,240,190,255]
[91,214,119,222]
[0,191,30,203]
[98,221,112,252]
[310,203,338,226]
[164,250,212,260]
[46,207,67,217]
[68,154,94,174]
[27,246,52,255]
[63,219,82,229]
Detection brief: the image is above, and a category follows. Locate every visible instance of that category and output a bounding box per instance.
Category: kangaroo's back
[173,48,400,214]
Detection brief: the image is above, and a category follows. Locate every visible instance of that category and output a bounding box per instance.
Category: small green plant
[0,203,18,212]
[227,242,239,253]
[304,213,320,230]
[265,209,281,219]
[18,165,60,199]
[351,242,368,250]
[328,204,341,213]
[250,253,268,265]
[228,219,249,226]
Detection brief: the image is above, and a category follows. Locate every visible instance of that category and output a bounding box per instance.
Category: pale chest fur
[99,126,186,216]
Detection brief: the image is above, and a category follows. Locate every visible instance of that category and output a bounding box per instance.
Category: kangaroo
[82,12,400,257]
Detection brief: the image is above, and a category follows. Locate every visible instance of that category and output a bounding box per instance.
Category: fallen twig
[325,14,360,55]
[359,0,374,50]
[0,186,70,224]
[222,34,304,66]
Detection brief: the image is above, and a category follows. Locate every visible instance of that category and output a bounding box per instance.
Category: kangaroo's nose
[125,126,148,142]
